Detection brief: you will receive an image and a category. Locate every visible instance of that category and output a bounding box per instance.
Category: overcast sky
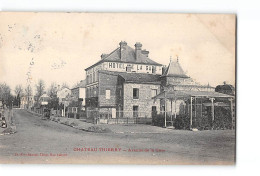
[0,12,235,94]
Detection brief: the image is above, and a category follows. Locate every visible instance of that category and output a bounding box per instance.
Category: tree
[0,82,11,106]
[47,82,58,98]
[62,82,69,89]
[14,84,23,107]
[24,85,33,109]
[35,79,45,104]
[14,84,23,97]
[47,83,59,110]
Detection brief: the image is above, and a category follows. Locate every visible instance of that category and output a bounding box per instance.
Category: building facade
[20,95,34,109]
[85,41,163,119]
[68,80,86,114]
[57,87,71,104]
[84,41,231,124]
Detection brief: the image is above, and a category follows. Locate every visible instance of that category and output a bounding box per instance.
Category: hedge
[153,107,233,130]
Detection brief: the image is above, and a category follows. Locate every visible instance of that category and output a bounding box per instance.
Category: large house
[85,41,163,119]
[84,41,234,126]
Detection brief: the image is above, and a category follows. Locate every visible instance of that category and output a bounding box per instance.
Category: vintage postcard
[0,12,236,164]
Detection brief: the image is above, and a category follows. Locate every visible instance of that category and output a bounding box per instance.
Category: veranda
[153,89,235,130]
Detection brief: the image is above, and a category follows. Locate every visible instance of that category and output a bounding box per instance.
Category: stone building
[84,41,234,125]
[85,41,162,120]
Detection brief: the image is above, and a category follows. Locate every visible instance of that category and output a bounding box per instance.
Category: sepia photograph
[0,12,236,165]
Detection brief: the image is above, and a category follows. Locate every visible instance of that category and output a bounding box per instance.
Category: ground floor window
[133,106,138,117]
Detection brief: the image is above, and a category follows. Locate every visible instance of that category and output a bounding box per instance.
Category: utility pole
[190,97,193,130]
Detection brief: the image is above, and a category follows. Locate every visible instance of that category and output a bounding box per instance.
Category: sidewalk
[0,108,16,135]
[50,116,174,134]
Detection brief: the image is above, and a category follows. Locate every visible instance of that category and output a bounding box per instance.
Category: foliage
[174,115,190,130]
[153,107,233,130]
[47,82,58,98]
[35,79,45,103]
[14,84,23,107]
[0,82,13,107]
[25,85,33,97]
[152,113,175,127]
[47,97,60,110]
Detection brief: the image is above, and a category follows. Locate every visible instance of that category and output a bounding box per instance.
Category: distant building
[57,87,71,104]
[39,93,50,106]
[68,80,86,114]
[20,95,34,109]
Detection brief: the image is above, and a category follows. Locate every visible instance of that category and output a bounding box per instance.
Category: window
[87,88,89,98]
[152,106,157,115]
[94,86,97,97]
[133,106,138,117]
[90,74,92,84]
[96,71,98,82]
[106,89,110,99]
[126,66,131,72]
[152,66,156,73]
[151,89,157,97]
[126,64,132,72]
[87,75,89,84]
[93,72,95,82]
[133,88,139,99]
[119,88,122,97]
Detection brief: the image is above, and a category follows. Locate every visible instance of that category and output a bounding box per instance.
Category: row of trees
[0,80,69,108]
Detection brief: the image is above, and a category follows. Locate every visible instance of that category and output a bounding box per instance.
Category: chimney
[101,53,108,59]
[135,42,142,62]
[141,49,149,57]
[119,41,127,62]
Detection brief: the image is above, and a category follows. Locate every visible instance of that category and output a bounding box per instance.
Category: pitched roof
[72,80,86,89]
[162,59,189,78]
[99,70,161,84]
[153,90,234,99]
[85,42,162,71]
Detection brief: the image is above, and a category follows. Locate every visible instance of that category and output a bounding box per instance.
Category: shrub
[152,114,175,127]
[174,115,190,130]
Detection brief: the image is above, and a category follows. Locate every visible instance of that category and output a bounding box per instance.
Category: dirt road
[0,109,235,164]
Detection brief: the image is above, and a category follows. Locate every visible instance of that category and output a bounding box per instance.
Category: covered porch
[153,90,235,130]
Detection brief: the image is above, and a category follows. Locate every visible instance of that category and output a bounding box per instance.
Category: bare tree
[48,82,58,98]
[72,81,80,89]
[35,79,45,104]
[24,85,33,109]
[14,84,23,108]
[14,84,23,97]
[62,82,69,89]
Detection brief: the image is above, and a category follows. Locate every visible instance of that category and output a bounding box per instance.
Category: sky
[0,12,236,94]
